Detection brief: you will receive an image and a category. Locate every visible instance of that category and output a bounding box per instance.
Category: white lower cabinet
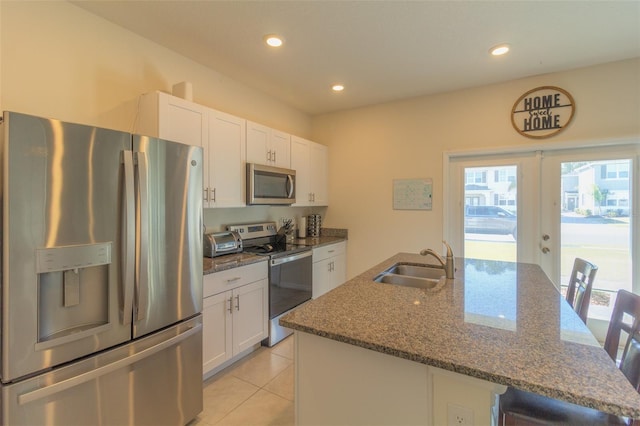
[312,241,347,299]
[203,262,268,376]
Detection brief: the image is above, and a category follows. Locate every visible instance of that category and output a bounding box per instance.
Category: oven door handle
[270,250,312,266]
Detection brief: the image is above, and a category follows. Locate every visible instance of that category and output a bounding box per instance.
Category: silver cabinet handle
[228,297,233,313]
[134,151,149,321]
[273,150,277,163]
[235,294,240,311]
[212,188,216,202]
[267,150,272,162]
[204,188,209,202]
[226,277,241,283]
[121,150,135,326]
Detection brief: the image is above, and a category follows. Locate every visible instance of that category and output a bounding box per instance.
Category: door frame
[443,137,639,337]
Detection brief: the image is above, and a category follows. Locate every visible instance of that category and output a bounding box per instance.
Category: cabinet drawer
[312,241,346,263]
[204,261,268,297]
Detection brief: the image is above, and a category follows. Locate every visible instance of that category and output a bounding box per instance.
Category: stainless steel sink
[384,264,446,280]
[375,273,441,289]
[373,262,446,290]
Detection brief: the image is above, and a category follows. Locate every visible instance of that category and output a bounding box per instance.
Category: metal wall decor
[511,86,575,139]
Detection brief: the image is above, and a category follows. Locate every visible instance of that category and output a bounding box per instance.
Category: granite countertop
[293,235,346,248]
[203,231,347,275]
[203,253,267,274]
[280,252,640,418]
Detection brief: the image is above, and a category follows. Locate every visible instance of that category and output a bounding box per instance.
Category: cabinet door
[137,91,207,148]
[330,254,347,292]
[309,142,328,205]
[271,129,291,168]
[312,258,332,299]
[246,121,270,165]
[203,291,232,375]
[291,136,311,206]
[207,110,246,208]
[232,279,268,355]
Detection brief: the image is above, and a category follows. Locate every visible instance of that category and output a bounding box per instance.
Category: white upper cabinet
[136,91,246,208]
[206,110,246,208]
[246,121,291,168]
[136,91,207,148]
[291,135,329,206]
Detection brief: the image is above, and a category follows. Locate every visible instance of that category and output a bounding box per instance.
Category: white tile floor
[190,336,295,426]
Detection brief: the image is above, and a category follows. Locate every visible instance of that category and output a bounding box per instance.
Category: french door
[539,145,638,339]
[446,142,639,340]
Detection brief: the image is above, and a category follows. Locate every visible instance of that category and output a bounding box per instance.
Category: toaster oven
[204,231,243,257]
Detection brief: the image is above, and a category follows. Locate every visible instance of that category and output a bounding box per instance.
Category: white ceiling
[72,1,640,115]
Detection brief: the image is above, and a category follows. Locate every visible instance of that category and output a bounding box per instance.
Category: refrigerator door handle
[122,151,135,325]
[17,323,202,405]
[135,151,149,322]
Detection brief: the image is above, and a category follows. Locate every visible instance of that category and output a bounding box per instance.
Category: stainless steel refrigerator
[0,111,204,425]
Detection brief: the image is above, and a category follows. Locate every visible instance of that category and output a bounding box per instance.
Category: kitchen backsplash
[203,205,328,233]
[320,228,348,239]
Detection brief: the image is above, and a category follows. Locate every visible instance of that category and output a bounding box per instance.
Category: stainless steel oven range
[228,222,312,346]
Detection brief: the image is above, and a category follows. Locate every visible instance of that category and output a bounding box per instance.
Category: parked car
[465,206,517,239]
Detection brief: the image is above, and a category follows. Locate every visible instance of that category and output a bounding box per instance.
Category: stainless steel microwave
[246,163,296,205]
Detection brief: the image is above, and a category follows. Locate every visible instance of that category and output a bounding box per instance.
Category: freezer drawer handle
[17,324,202,406]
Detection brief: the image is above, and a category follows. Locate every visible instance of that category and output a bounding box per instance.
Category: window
[604,162,630,179]
[495,169,516,183]
[466,171,486,184]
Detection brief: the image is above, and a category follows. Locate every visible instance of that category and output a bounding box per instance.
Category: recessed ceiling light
[490,44,510,56]
[264,35,283,47]
[331,84,345,92]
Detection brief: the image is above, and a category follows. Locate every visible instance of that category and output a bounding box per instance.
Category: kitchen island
[280,253,640,425]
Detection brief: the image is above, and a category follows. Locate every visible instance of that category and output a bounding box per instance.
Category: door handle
[121,151,135,325]
[134,151,149,322]
[18,324,201,405]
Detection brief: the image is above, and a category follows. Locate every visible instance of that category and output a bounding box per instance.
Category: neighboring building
[465,161,630,217]
[561,160,631,216]
[464,166,517,212]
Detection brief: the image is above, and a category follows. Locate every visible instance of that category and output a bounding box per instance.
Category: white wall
[0,1,315,231]
[312,59,640,277]
[2,2,638,277]
[0,1,311,137]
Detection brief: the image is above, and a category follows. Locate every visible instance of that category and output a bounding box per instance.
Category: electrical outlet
[447,403,474,426]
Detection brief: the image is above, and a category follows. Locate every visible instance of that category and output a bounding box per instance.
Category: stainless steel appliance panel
[1,112,132,383]
[1,316,203,426]
[132,136,203,338]
[246,163,295,205]
[267,250,312,346]
[269,250,313,318]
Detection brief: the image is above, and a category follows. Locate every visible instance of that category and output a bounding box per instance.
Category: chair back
[603,289,640,391]
[566,258,598,323]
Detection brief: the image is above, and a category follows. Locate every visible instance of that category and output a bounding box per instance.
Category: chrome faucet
[420,240,455,279]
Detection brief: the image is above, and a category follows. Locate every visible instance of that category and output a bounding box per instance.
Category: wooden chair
[498,289,640,426]
[566,258,598,324]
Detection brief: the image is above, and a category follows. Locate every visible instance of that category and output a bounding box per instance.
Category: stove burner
[249,243,274,254]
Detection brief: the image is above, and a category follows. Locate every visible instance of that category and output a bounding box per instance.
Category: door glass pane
[464,165,518,262]
[559,159,633,320]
